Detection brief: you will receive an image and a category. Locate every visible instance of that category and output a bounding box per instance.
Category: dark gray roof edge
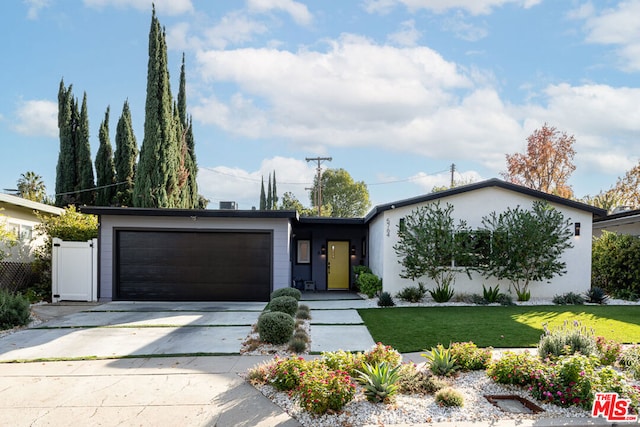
[364,178,607,223]
[297,217,366,225]
[80,206,298,220]
[594,208,640,223]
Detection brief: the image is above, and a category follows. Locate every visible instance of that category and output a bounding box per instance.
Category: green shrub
[270,287,302,301]
[619,345,640,380]
[295,304,311,320]
[585,286,609,304]
[496,293,515,306]
[552,292,585,305]
[297,364,357,414]
[538,320,597,359]
[396,283,426,303]
[356,362,401,403]
[258,311,295,344]
[363,342,402,367]
[429,282,454,303]
[435,387,464,407]
[482,285,501,303]
[377,291,395,307]
[612,288,639,301]
[421,345,458,376]
[592,231,640,297]
[268,295,298,317]
[293,328,309,343]
[288,337,308,353]
[487,351,544,386]
[353,265,372,276]
[0,289,30,330]
[396,364,449,395]
[358,272,382,298]
[449,342,493,371]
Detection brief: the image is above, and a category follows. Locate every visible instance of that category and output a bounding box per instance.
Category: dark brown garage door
[115,230,272,301]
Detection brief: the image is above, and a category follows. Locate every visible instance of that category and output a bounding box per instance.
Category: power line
[55,181,128,197]
[305,156,332,216]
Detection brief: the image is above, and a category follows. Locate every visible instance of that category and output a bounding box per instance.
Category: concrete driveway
[0,299,375,362]
[0,301,267,362]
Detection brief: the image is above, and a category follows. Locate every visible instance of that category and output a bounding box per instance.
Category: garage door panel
[116,230,272,301]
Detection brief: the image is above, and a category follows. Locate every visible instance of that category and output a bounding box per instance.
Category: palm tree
[17,171,47,203]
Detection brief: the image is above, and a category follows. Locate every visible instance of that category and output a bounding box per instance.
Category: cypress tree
[55,80,76,206]
[267,173,272,210]
[76,92,95,205]
[95,106,116,206]
[272,171,278,209]
[260,176,266,210]
[114,100,138,206]
[134,6,180,207]
[177,54,198,208]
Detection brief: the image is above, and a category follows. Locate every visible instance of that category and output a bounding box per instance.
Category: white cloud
[204,11,269,49]
[83,0,193,15]
[193,35,523,170]
[387,20,422,46]
[575,0,640,71]
[24,0,51,20]
[442,11,488,41]
[363,0,541,15]
[12,99,58,137]
[247,0,313,26]
[197,157,316,209]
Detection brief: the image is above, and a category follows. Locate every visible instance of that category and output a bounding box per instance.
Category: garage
[115,229,272,301]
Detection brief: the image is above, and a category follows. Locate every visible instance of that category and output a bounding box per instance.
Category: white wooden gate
[51,238,98,302]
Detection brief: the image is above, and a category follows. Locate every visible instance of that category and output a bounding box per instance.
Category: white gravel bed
[254,369,590,426]
[358,294,640,308]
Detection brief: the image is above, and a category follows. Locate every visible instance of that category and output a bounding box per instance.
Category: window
[19,225,32,241]
[297,240,311,264]
[454,230,491,267]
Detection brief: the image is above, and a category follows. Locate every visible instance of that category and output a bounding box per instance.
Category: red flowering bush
[297,364,357,414]
[268,355,314,391]
[529,354,596,408]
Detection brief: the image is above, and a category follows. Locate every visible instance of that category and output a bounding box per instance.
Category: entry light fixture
[351,245,356,256]
[321,244,326,255]
[574,222,581,236]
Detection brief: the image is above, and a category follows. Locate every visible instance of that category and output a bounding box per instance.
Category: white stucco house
[365,179,606,299]
[83,178,606,302]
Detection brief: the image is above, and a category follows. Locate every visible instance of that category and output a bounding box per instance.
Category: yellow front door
[327,241,350,290]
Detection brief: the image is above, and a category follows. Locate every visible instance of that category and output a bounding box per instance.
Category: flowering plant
[296,365,357,414]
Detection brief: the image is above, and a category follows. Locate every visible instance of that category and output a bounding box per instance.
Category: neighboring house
[83,178,606,302]
[0,193,64,262]
[593,208,640,238]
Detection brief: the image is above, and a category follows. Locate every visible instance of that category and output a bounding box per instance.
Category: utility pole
[450,163,456,188]
[305,156,332,216]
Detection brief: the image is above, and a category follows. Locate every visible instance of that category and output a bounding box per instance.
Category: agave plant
[355,362,401,403]
[421,345,459,376]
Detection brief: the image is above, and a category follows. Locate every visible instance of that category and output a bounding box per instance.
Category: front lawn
[358,305,640,353]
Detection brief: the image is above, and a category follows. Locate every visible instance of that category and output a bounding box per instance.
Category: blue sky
[1,0,639,209]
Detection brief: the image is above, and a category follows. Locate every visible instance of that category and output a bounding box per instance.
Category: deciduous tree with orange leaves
[502,124,576,198]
